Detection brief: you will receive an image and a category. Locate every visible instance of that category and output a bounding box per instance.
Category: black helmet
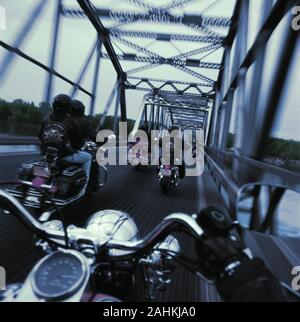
[52,94,71,114]
[71,99,85,117]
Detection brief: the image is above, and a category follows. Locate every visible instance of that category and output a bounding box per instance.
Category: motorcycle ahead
[158,140,185,195]
[158,164,180,195]
[6,140,107,220]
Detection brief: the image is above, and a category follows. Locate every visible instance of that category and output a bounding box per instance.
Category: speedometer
[31,251,88,301]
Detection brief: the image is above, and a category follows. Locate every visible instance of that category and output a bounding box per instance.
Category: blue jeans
[63,151,92,181]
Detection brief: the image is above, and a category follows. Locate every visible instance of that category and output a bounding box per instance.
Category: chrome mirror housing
[236,183,300,239]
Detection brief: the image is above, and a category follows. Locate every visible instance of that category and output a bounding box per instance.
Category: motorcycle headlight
[85,210,140,256]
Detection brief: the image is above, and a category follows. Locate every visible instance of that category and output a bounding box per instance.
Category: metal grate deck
[0,162,224,302]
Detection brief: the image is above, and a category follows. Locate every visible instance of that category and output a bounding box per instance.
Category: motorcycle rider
[196,207,287,302]
[70,99,99,190]
[39,94,92,182]
[160,125,186,179]
[70,99,97,141]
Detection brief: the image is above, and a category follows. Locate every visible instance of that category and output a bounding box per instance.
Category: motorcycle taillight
[32,177,47,188]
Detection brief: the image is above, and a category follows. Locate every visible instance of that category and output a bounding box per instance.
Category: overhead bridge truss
[136,93,210,134]
[65,0,234,129]
[0,0,234,131]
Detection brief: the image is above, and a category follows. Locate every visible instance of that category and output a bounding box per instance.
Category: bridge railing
[0,135,40,157]
[0,137,39,146]
[205,146,300,215]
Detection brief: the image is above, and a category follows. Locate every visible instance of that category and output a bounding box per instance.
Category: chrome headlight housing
[85,210,139,256]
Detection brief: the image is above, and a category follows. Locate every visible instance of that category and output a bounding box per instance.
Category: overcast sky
[0,0,299,140]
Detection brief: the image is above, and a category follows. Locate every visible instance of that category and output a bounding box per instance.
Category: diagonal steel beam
[100,53,221,70]
[63,8,231,28]
[170,42,223,61]
[0,0,47,86]
[108,11,231,29]
[99,80,119,129]
[45,0,62,104]
[71,38,98,98]
[111,32,222,72]
[112,36,162,60]
[126,62,160,75]
[109,29,224,44]
[174,64,215,85]
[76,0,125,80]
[0,40,93,97]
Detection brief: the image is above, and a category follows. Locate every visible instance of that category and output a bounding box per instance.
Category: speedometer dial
[32,251,87,301]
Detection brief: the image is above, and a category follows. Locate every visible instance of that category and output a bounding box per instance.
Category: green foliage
[0,98,136,137]
[0,99,12,120]
[225,133,300,162]
[265,137,300,161]
[0,99,42,125]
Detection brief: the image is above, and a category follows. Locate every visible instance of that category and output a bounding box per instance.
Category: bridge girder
[100,53,221,70]
[62,7,231,30]
[107,29,225,44]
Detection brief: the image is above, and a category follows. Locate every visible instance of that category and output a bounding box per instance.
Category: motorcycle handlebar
[0,189,203,258]
[0,190,46,234]
[0,190,65,242]
[105,213,203,254]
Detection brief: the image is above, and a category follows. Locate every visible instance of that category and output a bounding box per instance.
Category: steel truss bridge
[0,0,300,302]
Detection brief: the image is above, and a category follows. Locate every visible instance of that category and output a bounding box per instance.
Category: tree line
[227,133,299,161]
[265,137,300,162]
[0,98,135,136]
[0,98,44,125]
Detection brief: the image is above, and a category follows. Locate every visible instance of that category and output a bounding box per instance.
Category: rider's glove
[217,258,287,302]
[195,207,250,281]
[194,207,287,302]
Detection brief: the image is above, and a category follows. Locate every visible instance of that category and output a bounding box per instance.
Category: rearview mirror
[236,184,300,239]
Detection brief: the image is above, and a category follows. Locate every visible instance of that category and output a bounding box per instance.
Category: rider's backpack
[41,121,70,156]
